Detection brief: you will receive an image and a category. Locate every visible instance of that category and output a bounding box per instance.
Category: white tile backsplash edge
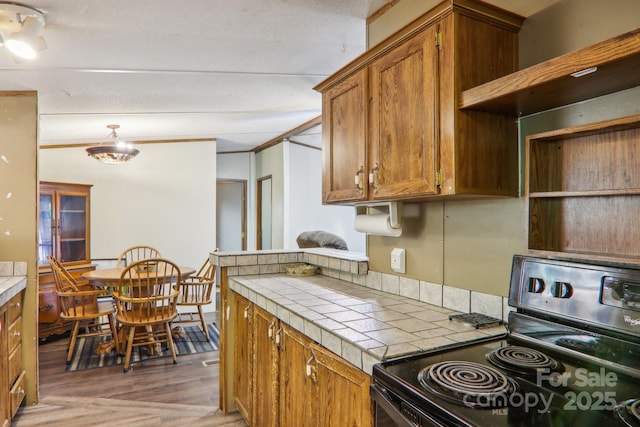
[0,261,27,276]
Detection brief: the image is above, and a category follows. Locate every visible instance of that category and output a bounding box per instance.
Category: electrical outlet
[391,248,406,273]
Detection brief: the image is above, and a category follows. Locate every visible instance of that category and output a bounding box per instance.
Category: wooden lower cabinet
[232,293,372,427]
[252,306,279,427]
[279,325,315,426]
[1,292,25,426]
[233,295,253,421]
[312,342,372,427]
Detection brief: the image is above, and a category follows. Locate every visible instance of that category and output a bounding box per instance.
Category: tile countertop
[229,273,506,375]
[0,276,27,307]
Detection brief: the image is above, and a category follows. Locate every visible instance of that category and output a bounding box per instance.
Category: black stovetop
[373,255,640,427]
[374,332,640,427]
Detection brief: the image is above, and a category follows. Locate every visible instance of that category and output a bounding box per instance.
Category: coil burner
[486,345,564,376]
[616,399,640,427]
[417,361,517,409]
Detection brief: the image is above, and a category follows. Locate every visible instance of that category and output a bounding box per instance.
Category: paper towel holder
[354,201,402,234]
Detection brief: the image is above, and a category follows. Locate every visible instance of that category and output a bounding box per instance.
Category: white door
[216,180,246,251]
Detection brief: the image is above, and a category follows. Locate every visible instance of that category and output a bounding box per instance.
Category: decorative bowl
[285,263,318,276]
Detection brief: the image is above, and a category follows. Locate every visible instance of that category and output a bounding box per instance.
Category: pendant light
[86,125,140,164]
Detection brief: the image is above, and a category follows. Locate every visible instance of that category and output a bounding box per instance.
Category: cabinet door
[38,182,92,268]
[1,309,8,427]
[322,69,369,203]
[279,324,315,427]
[369,24,440,200]
[58,192,90,265]
[38,190,55,268]
[233,295,252,423]
[252,306,279,427]
[312,343,373,427]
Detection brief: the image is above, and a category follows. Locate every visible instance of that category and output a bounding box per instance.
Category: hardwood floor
[12,314,247,427]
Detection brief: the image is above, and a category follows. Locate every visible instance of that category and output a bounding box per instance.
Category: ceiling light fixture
[0,2,47,60]
[86,125,140,164]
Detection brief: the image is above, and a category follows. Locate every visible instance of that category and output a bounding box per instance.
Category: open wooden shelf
[460,28,640,116]
[525,114,640,262]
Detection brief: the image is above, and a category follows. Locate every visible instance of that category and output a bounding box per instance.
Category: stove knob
[528,277,545,293]
[551,281,573,298]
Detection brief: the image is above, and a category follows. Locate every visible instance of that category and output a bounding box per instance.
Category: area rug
[65,323,219,371]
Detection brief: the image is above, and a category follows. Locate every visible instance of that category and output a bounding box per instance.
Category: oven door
[371,383,444,427]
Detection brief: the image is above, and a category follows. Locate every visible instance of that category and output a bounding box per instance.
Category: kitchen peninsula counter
[229,272,506,374]
[212,248,507,416]
[0,274,27,307]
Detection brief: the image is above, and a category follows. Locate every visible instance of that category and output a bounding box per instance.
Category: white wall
[217,152,256,250]
[39,142,217,269]
[255,144,284,249]
[285,142,365,252]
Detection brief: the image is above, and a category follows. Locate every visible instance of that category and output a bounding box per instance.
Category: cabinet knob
[39,304,53,312]
[305,353,317,384]
[369,163,380,193]
[268,319,277,339]
[13,331,21,338]
[354,166,364,192]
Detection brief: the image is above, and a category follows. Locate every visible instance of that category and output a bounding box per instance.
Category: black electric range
[372,255,640,427]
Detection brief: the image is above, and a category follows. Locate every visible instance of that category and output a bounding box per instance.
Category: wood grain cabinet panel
[233,295,253,423]
[321,69,369,203]
[1,292,25,425]
[369,24,439,200]
[251,306,279,427]
[229,290,373,427]
[316,0,523,204]
[279,324,315,427]
[312,343,372,427]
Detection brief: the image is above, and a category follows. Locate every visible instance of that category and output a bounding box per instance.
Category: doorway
[216,179,247,251]
[256,175,272,250]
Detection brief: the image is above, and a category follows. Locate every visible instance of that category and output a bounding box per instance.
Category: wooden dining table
[82,265,196,355]
[82,265,196,288]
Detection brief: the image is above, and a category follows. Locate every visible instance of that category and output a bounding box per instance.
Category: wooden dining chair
[174,257,217,339]
[117,245,162,268]
[48,256,119,364]
[114,258,181,372]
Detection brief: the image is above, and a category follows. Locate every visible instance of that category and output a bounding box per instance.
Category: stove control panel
[602,276,640,311]
[509,255,640,338]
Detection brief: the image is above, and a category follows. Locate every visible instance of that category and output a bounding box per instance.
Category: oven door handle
[370,384,420,427]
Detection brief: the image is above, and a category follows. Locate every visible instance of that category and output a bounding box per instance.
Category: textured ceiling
[0,0,560,152]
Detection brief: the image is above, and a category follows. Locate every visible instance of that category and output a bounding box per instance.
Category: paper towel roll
[354,213,402,237]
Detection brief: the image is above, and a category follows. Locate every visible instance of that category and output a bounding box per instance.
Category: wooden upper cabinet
[369,23,439,200]
[322,69,368,203]
[315,0,524,204]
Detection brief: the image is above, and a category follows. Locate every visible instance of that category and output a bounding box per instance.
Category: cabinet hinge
[435,30,443,49]
[436,170,443,187]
